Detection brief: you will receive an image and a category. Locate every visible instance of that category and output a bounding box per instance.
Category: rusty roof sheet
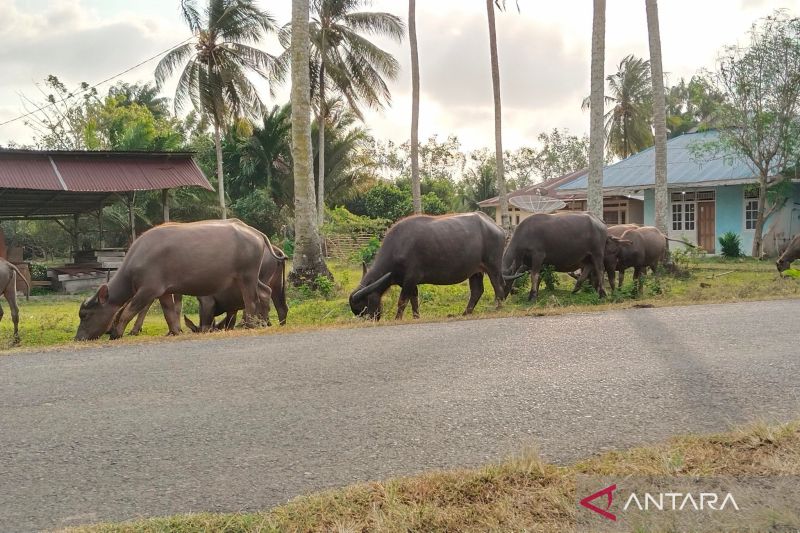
[0,150,212,192]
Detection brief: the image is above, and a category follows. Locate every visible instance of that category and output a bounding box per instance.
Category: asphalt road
[2,300,799,531]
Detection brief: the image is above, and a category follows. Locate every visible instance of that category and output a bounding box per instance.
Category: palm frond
[154,42,195,89]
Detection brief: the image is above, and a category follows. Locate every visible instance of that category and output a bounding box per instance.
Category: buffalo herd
[2,211,797,344]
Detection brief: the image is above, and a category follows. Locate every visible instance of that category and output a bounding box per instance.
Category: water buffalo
[184,243,288,332]
[777,234,800,274]
[75,219,270,341]
[614,226,668,292]
[502,212,610,301]
[349,212,506,320]
[570,223,639,291]
[0,258,30,343]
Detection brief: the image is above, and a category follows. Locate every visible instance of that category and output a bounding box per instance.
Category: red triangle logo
[579,483,617,521]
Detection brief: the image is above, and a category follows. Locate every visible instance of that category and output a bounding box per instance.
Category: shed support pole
[128,193,136,243]
[162,189,170,223]
[73,214,80,255]
[97,209,105,249]
[0,224,6,259]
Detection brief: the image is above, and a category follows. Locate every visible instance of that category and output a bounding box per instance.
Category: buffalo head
[349,266,392,320]
[75,284,122,341]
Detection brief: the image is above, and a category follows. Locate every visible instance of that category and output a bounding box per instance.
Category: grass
[64,419,800,532]
[2,257,799,351]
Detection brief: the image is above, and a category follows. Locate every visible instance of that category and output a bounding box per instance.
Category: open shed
[0,149,212,291]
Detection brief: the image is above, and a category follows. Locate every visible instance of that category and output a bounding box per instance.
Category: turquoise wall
[643,189,655,225]
[715,184,748,254]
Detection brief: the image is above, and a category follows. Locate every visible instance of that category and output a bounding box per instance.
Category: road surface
[2,299,799,531]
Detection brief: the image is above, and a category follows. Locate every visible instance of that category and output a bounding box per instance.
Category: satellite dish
[509,195,566,213]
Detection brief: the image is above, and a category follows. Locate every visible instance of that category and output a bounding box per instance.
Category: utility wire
[0,37,195,128]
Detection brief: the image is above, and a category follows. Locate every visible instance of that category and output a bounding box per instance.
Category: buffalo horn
[351,272,392,301]
[502,271,527,281]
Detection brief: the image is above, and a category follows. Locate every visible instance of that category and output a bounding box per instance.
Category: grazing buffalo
[75,219,270,341]
[614,226,668,292]
[777,234,800,274]
[349,212,506,320]
[184,243,288,332]
[502,212,610,301]
[570,223,639,291]
[0,258,30,343]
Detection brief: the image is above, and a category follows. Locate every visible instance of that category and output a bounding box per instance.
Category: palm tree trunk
[289,0,331,285]
[647,0,668,234]
[213,122,227,219]
[409,0,422,215]
[485,0,509,230]
[588,0,606,220]
[317,58,326,227]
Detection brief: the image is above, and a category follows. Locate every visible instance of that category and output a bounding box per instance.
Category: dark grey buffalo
[76,219,270,341]
[184,243,288,332]
[570,223,639,291]
[614,226,668,292]
[777,234,800,274]
[502,212,610,301]
[349,212,506,320]
[0,258,30,343]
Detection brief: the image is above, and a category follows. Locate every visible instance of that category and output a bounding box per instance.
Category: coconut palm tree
[289,0,404,226]
[486,0,509,229]
[289,0,332,284]
[155,0,279,219]
[587,0,606,220]
[236,104,292,201]
[409,0,421,214]
[591,55,654,160]
[646,0,668,234]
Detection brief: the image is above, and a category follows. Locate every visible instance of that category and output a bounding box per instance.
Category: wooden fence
[324,231,376,260]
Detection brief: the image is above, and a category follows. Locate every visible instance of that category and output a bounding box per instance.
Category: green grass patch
[2,258,799,351]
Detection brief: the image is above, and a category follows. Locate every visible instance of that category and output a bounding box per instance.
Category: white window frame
[743,188,760,232]
[670,191,698,231]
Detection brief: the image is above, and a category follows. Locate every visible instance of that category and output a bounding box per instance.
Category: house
[477,168,645,226]
[556,130,800,255]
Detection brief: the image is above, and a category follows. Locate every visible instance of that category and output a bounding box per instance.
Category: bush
[231,188,282,236]
[363,182,413,221]
[541,264,559,291]
[29,262,49,281]
[422,192,447,215]
[353,235,381,265]
[718,231,742,258]
[322,207,390,236]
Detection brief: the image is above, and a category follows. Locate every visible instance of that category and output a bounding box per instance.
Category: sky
[0,0,793,151]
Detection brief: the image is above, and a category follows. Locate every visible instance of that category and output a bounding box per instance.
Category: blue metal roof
[558,130,757,191]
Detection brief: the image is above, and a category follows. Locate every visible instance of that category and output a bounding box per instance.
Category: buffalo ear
[609,236,632,246]
[97,284,109,305]
[362,262,368,276]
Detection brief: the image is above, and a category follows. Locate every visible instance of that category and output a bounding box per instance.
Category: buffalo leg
[128,301,153,336]
[110,291,159,339]
[606,267,617,291]
[486,269,505,307]
[528,270,542,302]
[272,288,288,326]
[158,294,181,336]
[237,275,260,328]
[464,273,485,315]
[571,268,591,293]
[396,285,413,320]
[409,286,420,319]
[618,268,626,289]
[2,287,19,343]
[223,312,237,330]
[634,266,644,295]
[590,256,607,298]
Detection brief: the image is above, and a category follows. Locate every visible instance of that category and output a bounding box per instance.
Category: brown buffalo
[184,243,288,332]
[0,258,30,343]
[502,212,611,301]
[75,219,270,341]
[777,234,800,274]
[350,212,506,320]
[614,226,668,292]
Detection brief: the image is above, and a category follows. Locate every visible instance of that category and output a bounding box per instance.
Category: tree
[486,0,509,229]
[364,182,413,221]
[22,75,98,150]
[587,0,606,219]
[289,0,332,283]
[704,12,800,256]
[461,151,499,210]
[646,0,668,234]
[590,55,654,160]
[516,129,590,183]
[409,0,422,214]
[666,76,724,136]
[155,0,279,219]
[234,104,293,203]
[305,0,404,226]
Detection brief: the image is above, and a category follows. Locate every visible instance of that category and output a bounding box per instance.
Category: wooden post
[72,214,81,255]
[0,224,7,259]
[97,208,105,249]
[162,189,170,223]
[128,193,136,242]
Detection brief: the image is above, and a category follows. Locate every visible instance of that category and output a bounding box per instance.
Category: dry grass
[65,420,800,533]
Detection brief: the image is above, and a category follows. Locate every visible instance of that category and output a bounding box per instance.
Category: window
[515,214,520,225]
[672,203,683,230]
[744,188,759,230]
[684,202,696,230]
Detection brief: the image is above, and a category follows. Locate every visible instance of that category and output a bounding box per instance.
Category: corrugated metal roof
[0,150,212,192]
[558,130,757,192]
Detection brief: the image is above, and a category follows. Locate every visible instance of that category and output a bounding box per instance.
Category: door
[698,201,716,253]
